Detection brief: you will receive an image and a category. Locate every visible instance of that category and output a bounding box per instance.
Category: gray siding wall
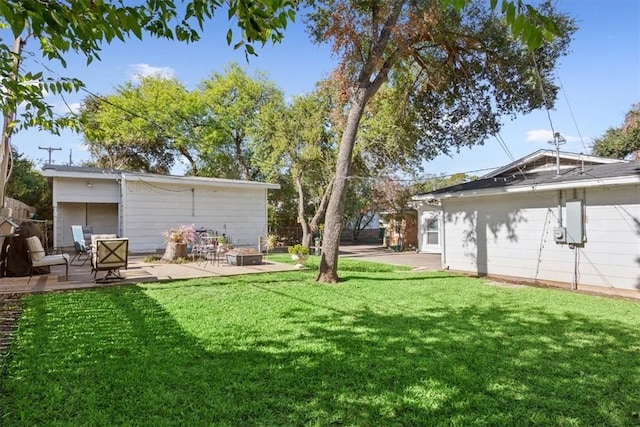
[122,179,268,253]
[442,184,640,291]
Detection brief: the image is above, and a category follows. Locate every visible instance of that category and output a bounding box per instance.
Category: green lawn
[1,257,639,426]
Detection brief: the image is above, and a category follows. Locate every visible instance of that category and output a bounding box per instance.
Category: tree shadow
[448,203,526,276]
[3,284,639,425]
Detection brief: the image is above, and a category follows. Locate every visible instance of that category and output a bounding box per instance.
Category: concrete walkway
[0,244,442,295]
[0,256,297,294]
[339,244,442,270]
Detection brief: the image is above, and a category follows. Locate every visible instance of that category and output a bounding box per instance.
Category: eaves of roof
[413,162,640,201]
[480,149,627,179]
[42,164,280,190]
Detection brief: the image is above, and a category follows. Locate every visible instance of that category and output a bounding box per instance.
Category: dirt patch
[0,293,23,359]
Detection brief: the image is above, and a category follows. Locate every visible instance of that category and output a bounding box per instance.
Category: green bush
[287,244,309,255]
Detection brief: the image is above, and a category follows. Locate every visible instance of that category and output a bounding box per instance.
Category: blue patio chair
[71,225,93,266]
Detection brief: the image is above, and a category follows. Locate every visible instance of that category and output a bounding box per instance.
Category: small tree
[5,146,51,219]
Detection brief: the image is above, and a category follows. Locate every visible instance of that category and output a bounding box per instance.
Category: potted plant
[161,224,197,260]
[288,244,310,268]
[263,233,279,255]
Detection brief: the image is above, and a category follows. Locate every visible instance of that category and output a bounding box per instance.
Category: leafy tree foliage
[80,76,196,173]
[196,63,284,180]
[414,173,474,194]
[78,64,285,178]
[5,145,51,219]
[1,0,297,133]
[591,103,640,161]
[1,0,297,218]
[253,85,338,247]
[305,0,575,283]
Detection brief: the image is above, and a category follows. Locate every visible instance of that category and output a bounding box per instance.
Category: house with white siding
[42,164,279,253]
[412,150,640,294]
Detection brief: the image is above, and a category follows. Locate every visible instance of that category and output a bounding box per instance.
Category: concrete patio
[0,254,299,294]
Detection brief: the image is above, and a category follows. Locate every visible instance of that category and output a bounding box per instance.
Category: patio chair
[70,225,93,266]
[92,237,129,283]
[25,236,70,282]
[198,234,221,266]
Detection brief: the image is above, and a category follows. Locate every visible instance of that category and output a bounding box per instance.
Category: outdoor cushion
[91,234,118,248]
[91,238,129,282]
[25,236,69,281]
[25,236,45,261]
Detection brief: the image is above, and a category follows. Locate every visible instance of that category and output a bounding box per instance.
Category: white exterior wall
[442,184,640,291]
[51,177,120,248]
[121,179,269,253]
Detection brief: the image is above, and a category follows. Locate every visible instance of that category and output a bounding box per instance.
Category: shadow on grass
[2,283,639,426]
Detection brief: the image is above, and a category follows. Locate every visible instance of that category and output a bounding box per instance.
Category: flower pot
[163,241,188,260]
[291,254,309,268]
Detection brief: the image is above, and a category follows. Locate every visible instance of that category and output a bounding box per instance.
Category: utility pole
[39,146,62,164]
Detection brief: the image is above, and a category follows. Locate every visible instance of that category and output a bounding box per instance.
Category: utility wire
[557,75,589,153]
[532,54,557,136]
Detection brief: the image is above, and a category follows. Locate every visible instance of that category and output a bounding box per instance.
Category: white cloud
[68,102,81,114]
[129,63,175,82]
[526,129,582,144]
[49,101,82,115]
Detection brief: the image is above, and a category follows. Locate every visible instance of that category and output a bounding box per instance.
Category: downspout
[571,188,587,291]
[119,174,126,238]
[440,201,447,270]
[557,191,563,228]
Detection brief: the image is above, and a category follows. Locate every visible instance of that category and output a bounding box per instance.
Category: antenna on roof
[38,146,62,164]
[548,132,566,175]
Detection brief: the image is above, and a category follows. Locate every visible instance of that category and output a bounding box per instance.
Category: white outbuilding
[43,164,279,253]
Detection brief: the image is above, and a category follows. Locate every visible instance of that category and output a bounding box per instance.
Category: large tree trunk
[316,90,369,283]
[315,2,398,283]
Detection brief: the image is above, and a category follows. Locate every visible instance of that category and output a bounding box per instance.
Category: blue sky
[8,0,640,178]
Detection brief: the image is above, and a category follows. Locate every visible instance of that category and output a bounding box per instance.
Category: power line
[557,75,589,153]
[531,54,557,136]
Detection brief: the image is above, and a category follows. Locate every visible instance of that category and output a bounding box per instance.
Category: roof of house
[481,149,626,179]
[42,164,280,190]
[414,154,639,201]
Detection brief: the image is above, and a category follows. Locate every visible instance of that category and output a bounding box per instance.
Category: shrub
[287,244,309,256]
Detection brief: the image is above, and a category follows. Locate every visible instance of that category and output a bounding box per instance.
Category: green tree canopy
[5,145,51,219]
[591,103,640,161]
[1,0,297,133]
[253,84,339,247]
[196,63,284,180]
[80,76,197,174]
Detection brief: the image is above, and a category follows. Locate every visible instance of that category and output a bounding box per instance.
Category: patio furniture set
[19,226,129,284]
[22,225,265,284]
[190,231,263,266]
[69,225,129,283]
